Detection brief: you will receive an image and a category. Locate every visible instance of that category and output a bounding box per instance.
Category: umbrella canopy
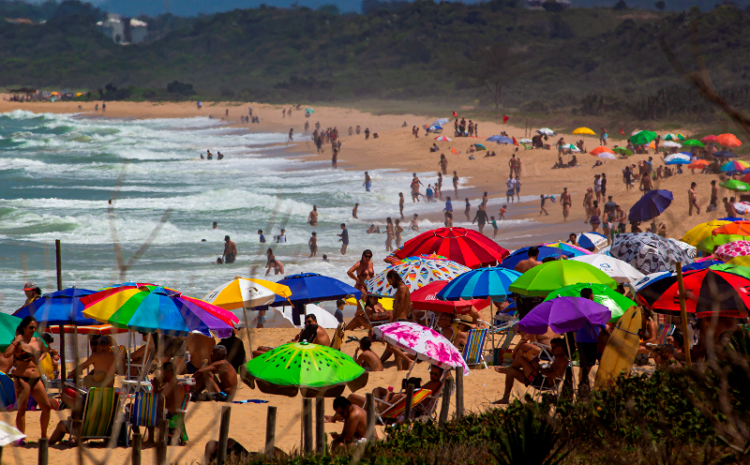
[572,127,596,135]
[14,288,99,326]
[715,240,750,261]
[682,220,732,246]
[203,277,291,310]
[436,267,521,301]
[573,232,608,252]
[366,258,471,297]
[698,234,750,254]
[721,161,750,173]
[590,146,614,156]
[517,297,611,335]
[435,136,452,142]
[537,128,555,136]
[717,133,742,147]
[714,150,738,158]
[567,144,581,152]
[373,321,469,372]
[508,260,617,297]
[728,256,750,267]
[48,324,127,336]
[630,131,657,146]
[519,138,532,144]
[82,285,238,337]
[613,147,633,156]
[243,342,366,397]
[0,421,25,447]
[410,281,488,314]
[305,108,315,115]
[545,242,593,256]
[544,284,634,322]
[688,159,711,169]
[735,201,750,214]
[486,135,512,144]
[664,154,691,165]
[394,227,510,269]
[628,189,673,222]
[660,141,682,149]
[433,118,450,127]
[597,152,616,160]
[720,180,750,192]
[637,264,750,318]
[682,139,705,148]
[473,143,487,151]
[610,232,695,274]
[570,254,645,284]
[712,221,750,237]
[271,273,360,306]
[498,245,575,270]
[664,133,685,141]
[702,135,717,143]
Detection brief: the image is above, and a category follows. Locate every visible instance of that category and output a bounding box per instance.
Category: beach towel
[232,399,269,404]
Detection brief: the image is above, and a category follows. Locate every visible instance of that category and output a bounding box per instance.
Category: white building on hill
[97,14,148,44]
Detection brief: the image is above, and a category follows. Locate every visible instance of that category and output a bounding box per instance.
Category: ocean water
[0,110,541,312]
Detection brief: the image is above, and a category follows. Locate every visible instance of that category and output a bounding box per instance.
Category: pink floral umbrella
[372,321,470,374]
[715,240,750,262]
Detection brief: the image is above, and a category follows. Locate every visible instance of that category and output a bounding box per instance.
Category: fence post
[303,398,313,454]
[403,383,415,421]
[55,240,67,389]
[365,393,375,441]
[456,367,464,418]
[155,419,167,465]
[218,406,231,465]
[315,397,326,454]
[439,377,453,426]
[132,432,142,465]
[38,438,49,465]
[265,406,277,458]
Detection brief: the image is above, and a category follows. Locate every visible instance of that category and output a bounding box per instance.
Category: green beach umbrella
[508,261,617,297]
[630,131,657,146]
[613,146,633,156]
[720,179,750,192]
[697,234,750,254]
[242,341,367,398]
[664,133,685,141]
[682,139,705,148]
[544,283,637,323]
[0,313,44,351]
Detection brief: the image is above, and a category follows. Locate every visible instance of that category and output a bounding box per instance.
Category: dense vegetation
[2,0,750,120]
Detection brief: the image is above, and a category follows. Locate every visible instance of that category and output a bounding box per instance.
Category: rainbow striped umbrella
[720,160,750,173]
[543,242,592,256]
[366,258,471,297]
[436,267,521,301]
[82,285,238,337]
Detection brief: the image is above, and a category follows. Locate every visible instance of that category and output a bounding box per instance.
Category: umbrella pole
[565,335,576,396]
[127,331,131,380]
[74,325,80,386]
[59,324,67,388]
[242,305,253,360]
[137,333,151,384]
[675,263,693,368]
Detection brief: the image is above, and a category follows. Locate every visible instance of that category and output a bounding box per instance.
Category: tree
[613,0,628,10]
[655,0,665,10]
[454,42,525,110]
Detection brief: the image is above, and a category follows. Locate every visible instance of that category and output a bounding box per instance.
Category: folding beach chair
[168,391,191,445]
[462,328,489,369]
[377,388,433,424]
[655,324,675,345]
[69,387,119,443]
[130,392,165,429]
[330,322,346,351]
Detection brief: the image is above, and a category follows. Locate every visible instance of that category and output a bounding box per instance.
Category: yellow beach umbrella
[681,220,732,246]
[345,296,393,311]
[203,277,292,311]
[728,256,750,267]
[572,127,596,135]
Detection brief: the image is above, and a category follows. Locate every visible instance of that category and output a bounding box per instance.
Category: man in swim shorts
[223,235,237,264]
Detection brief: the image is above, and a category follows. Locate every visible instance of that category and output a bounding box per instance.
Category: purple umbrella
[628,189,673,223]
[517,297,611,335]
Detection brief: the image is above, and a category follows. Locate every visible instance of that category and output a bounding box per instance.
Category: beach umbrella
[573,232,608,252]
[682,139,705,148]
[734,202,750,214]
[270,273,360,307]
[728,255,750,267]
[720,180,750,192]
[486,135,510,143]
[82,285,238,337]
[567,144,581,152]
[519,138,532,144]
[394,227,510,269]
[436,267,521,301]
[714,150,739,158]
[508,260,617,297]
[14,288,99,326]
[590,146,614,156]
[0,421,25,447]
[433,118,450,127]
[688,159,710,169]
[637,264,750,318]
[597,152,616,160]
[698,234,750,253]
[702,135,718,143]
[203,277,291,311]
[537,128,555,136]
[664,154,691,165]
[570,254,645,284]
[715,240,750,262]
[472,143,487,151]
[682,259,723,272]
[242,342,366,397]
[572,127,596,135]
[366,258,471,297]
[664,133,685,141]
[544,283,635,323]
[373,322,469,373]
[517,297,611,335]
[305,108,315,116]
[613,146,633,156]
[712,221,750,237]
[628,189,673,222]
[721,161,750,173]
[435,136,452,142]
[660,141,682,149]
[544,242,593,256]
[630,131,657,145]
[681,220,732,246]
[610,232,695,274]
[498,245,575,270]
[717,133,742,147]
[410,281,489,314]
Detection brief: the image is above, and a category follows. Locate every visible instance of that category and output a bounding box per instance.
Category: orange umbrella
[590,146,614,156]
[712,221,750,237]
[450,147,458,155]
[688,160,710,169]
[717,133,742,147]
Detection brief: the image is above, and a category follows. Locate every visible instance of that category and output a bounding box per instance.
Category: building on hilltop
[97,14,147,44]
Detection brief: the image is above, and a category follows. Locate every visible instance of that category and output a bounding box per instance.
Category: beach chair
[461,328,489,369]
[168,391,191,445]
[68,387,119,443]
[330,322,346,351]
[130,392,165,430]
[376,388,433,424]
[655,324,675,345]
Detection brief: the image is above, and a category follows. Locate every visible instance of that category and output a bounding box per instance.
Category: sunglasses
[28,326,37,331]
[364,255,372,259]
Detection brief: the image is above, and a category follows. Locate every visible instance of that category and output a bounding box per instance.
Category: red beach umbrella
[717,133,742,148]
[394,227,510,269]
[410,281,490,314]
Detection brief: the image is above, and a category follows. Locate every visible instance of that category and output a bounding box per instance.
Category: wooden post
[439,378,453,426]
[38,438,49,465]
[217,406,231,465]
[265,406,277,458]
[132,432,142,465]
[456,367,464,418]
[365,393,375,441]
[315,397,325,454]
[675,262,693,368]
[403,383,414,421]
[55,240,67,389]
[302,398,313,454]
[55,239,62,291]
[155,420,167,465]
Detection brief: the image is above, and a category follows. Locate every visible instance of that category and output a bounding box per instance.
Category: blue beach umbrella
[664,154,691,165]
[271,273,361,325]
[573,232,608,252]
[682,260,722,272]
[498,246,574,270]
[436,267,521,301]
[15,288,99,326]
[714,151,738,158]
[628,189,673,223]
[486,135,513,144]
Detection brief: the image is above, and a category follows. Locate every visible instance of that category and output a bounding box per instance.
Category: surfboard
[595,306,642,389]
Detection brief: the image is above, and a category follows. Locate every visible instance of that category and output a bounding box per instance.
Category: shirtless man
[222,236,237,264]
[493,337,569,404]
[329,397,369,450]
[688,182,700,216]
[640,172,654,193]
[183,333,216,375]
[70,336,119,388]
[191,345,238,402]
[514,246,542,273]
[347,365,443,415]
[388,270,411,322]
[292,314,331,346]
[560,187,572,221]
[308,205,318,226]
[364,172,372,192]
[345,296,389,330]
[347,249,375,298]
[366,225,380,234]
[452,171,459,197]
[354,337,383,371]
[136,361,187,444]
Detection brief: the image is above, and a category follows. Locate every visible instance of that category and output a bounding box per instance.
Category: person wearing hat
[16,281,42,313]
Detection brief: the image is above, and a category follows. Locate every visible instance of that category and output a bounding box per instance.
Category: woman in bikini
[4,316,53,441]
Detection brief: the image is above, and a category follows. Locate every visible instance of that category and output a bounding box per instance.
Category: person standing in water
[352,203,359,219]
[395,219,404,248]
[399,193,405,219]
[308,232,318,257]
[385,218,394,252]
[287,128,294,144]
[464,198,471,222]
[364,172,372,192]
[338,223,349,255]
[453,171,459,197]
[222,236,237,264]
[308,206,318,226]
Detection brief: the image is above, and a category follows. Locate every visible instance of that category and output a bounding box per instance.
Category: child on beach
[258,230,266,243]
[499,205,507,220]
[410,214,420,232]
[490,216,499,238]
[540,195,550,216]
[308,232,318,257]
[334,300,345,324]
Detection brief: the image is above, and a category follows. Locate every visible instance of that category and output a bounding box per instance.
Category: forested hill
[2,0,750,118]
